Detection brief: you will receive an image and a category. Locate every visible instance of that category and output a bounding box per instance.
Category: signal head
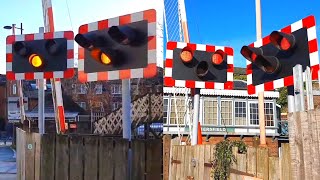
[75,33,94,50]
[29,54,44,68]
[240,46,263,62]
[180,46,193,63]
[45,39,60,55]
[270,31,295,51]
[195,61,209,77]
[108,26,136,45]
[212,50,226,65]
[13,42,29,57]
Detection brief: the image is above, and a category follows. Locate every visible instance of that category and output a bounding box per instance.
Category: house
[163,68,281,156]
[3,67,163,134]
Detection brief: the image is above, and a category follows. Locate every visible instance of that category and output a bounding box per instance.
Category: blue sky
[184,0,320,67]
[0,0,319,74]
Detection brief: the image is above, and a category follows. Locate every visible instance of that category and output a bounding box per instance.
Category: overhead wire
[65,0,74,30]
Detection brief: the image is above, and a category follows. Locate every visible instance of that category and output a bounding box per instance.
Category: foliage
[211,139,247,180]
[234,74,247,81]
[276,87,288,113]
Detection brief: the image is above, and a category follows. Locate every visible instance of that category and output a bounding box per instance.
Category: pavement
[0,143,17,180]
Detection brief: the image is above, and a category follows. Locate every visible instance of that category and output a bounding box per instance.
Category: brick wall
[0,85,6,120]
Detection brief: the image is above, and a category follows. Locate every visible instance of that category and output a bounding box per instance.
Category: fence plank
[191,146,198,180]
[230,147,238,180]
[21,130,26,180]
[16,128,22,180]
[170,145,178,180]
[183,145,192,179]
[69,135,84,180]
[268,157,280,180]
[163,135,171,180]
[288,112,304,180]
[33,133,41,180]
[99,137,114,180]
[40,134,55,180]
[310,111,320,179]
[300,111,313,180]
[256,148,268,180]
[114,139,129,180]
[132,140,146,180]
[175,145,182,179]
[55,135,69,180]
[203,145,212,180]
[179,145,186,178]
[146,139,162,180]
[169,137,180,180]
[83,136,99,180]
[246,147,257,177]
[210,145,216,180]
[280,143,292,180]
[198,145,205,180]
[237,151,247,180]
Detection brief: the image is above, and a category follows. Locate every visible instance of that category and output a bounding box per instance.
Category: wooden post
[255,0,266,146]
[163,135,171,180]
[293,65,305,112]
[305,67,314,110]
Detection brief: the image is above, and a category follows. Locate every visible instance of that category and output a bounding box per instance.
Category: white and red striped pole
[54,79,66,132]
[41,0,67,133]
[177,0,201,145]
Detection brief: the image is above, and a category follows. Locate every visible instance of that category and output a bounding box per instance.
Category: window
[203,99,218,125]
[72,84,76,93]
[163,98,169,124]
[77,102,86,110]
[78,84,87,94]
[220,101,233,126]
[95,84,103,94]
[169,98,185,124]
[249,103,259,125]
[111,85,122,94]
[265,103,274,126]
[98,102,104,112]
[249,102,275,126]
[235,101,247,125]
[112,102,120,111]
[12,84,17,95]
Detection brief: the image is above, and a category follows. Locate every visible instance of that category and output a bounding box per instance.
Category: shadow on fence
[16,128,162,180]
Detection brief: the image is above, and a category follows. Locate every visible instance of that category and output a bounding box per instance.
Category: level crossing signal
[75,9,158,82]
[241,15,319,94]
[6,31,75,80]
[164,41,234,89]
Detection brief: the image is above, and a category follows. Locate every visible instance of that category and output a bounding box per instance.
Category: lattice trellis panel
[93,93,163,135]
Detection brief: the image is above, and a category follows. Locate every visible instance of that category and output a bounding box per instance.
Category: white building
[163,80,280,137]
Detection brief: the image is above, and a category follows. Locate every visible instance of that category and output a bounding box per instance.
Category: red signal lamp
[240,46,263,62]
[180,46,193,63]
[108,26,136,45]
[212,50,226,65]
[270,31,296,51]
[13,41,29,57]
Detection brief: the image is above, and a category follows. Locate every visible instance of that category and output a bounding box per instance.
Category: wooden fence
[288,110,320,180]
[164,136,291,180]
[16,128,162,180]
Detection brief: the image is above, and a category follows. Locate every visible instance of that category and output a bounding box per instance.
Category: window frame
[95,84,103,94]
[233,100,248,126]
[219,99,234,126]
[202,98,218,126]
